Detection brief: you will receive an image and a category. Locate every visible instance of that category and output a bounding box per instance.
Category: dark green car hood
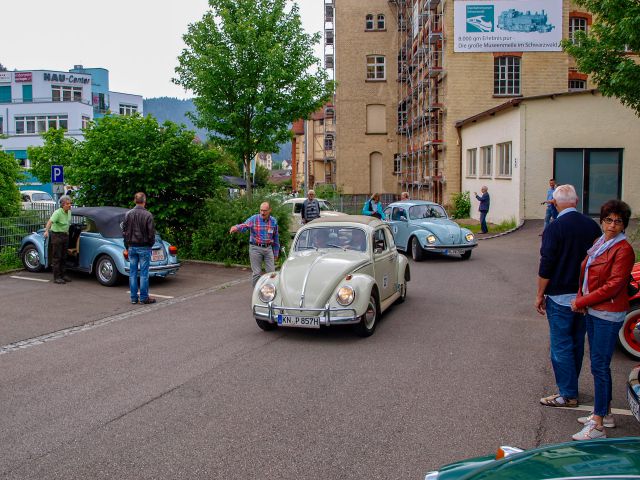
[433,437,640,479]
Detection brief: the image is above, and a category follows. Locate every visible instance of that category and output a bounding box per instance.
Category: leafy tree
[0,63,7,72]
[562,1,640,116]
[174,0,333,197]
[253,164,270,188]
[0,151,22,217]
[69,114,224,245]
[27,129,79,184]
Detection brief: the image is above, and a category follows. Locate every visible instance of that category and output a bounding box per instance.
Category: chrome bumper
[253,303,359,326]
[125,262,181,274]
[423,243,477,251]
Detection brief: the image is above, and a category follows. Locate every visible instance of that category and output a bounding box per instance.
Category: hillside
[143,97,291,162]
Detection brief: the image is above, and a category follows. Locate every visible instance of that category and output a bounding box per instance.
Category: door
[386,206,410,250]
[372,227,397,301]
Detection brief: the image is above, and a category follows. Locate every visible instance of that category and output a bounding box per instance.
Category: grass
[459,217,517,235]
[0,247,22,273]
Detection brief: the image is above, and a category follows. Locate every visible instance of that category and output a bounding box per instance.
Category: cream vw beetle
[252,216,410,337]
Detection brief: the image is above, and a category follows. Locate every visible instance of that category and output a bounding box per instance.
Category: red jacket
[574,240,635,312]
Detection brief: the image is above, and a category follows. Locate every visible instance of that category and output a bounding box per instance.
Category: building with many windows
[325,0,634,213]
[0,66,143,187]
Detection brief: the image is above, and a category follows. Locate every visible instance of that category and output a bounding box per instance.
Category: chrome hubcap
[99,260,114,281]
[25,249,40,268]
[364,298,376,329]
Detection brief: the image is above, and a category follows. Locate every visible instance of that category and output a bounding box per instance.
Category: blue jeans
[586,314,622,417]
[544,205,558,228]
[129,246,151,302]
[546,297,586,399]
[479,210,488,233]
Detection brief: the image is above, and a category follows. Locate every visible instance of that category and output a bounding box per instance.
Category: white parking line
[555,404,633,416]
[10,276,50,283]
[124,290,174,299]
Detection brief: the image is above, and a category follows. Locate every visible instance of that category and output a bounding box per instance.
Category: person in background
[474,186,490,234]
[230,202,280,286]
[542,178,558,233]
[536,184,601,409]
[302,189,320,224]
[400,192,410,201]
[362,193,385,220]
[43,195,73,284]
[122,192,157,305]
[570,200,635,440]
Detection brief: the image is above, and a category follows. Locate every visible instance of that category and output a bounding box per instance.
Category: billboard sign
[0,72,11,83]
[454,0,562,52]
[14,72,33,82]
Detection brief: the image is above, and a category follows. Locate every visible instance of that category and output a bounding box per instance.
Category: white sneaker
[577,413,615,428]
[572,420,607,441]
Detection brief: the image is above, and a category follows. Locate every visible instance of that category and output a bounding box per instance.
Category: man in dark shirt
[302,190,320,224]
[122,192,156,305]
[474,186,490,233]
[536,184,601,408]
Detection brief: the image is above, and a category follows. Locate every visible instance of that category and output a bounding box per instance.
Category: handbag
[629,275,640,297]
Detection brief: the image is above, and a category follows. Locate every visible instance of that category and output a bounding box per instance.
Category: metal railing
[0,211,48,250]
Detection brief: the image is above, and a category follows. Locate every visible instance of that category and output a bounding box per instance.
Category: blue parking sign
[51,165,64,183]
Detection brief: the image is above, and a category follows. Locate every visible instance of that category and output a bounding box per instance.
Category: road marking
[0,276,249,355]
[124,290,174,299]
[555,404,633,416]
[10,276,50,283]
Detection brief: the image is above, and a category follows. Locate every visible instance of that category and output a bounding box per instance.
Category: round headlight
[466,233,475,242]
[259,283,276,302]
[336,285,355,306]
[427,235,436,244]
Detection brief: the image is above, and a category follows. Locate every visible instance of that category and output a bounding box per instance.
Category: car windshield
[32,192,53,201]
[319,200,334,211]
[295,226,367,252]
[409,204,447,220]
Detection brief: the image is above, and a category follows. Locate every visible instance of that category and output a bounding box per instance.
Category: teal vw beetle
[384,200,477,261]
[424,437,640,479]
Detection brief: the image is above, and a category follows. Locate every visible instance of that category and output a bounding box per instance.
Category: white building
[254,152,273,170]
[458,90,640,225]
[0,66,142,181]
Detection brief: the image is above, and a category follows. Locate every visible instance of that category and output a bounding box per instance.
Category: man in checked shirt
[229,201,280,286]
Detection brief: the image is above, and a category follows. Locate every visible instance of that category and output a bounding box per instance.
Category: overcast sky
[2,0,324,99]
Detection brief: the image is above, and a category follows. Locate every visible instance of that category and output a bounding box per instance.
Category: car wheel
[21,244,44,272]
[395,277,408,304]
[619,305,640,359]
[95,255,121,287]
[410,237,424,262]
[255,318,278,331]
[461,250,472,260]
[354,292,378,337]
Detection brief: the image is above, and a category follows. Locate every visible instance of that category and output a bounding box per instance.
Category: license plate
[152,249,165,262]
[445,249,464,255]
[627,386,640,422]
[277,314,320,329]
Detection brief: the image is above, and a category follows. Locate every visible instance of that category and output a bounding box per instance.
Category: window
[0,85,11,103]
[365,14,374,30]
[569,17,587,44]
[82,115,90,129]
[366,104,386,134]
[366,55,386,80]
[373,228,388,253]
[393,154,401,174]
[377,14,385,30]
[324,134,334,151]
[0,117,3,134]
[480,145,493,177]
[569,79,586,91]
[15,114,68,134]
[119,104,138,115]
[497,142,512,177]
[494,56,521,96]
[52,85,83,102]
[22,85,32,103]
[467,148,477,177]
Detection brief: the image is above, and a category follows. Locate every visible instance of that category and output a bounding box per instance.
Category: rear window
[32,192,53,201]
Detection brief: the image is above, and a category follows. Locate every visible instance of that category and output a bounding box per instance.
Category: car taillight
[169,245,178,256]
[123,249,128,260]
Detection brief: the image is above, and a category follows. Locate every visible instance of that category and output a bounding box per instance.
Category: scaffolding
[323,0,336,187]
[390,0,446,203]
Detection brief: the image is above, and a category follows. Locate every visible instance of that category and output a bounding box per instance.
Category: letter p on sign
[51,165,64,183]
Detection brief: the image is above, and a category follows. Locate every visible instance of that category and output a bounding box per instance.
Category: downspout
[291,135,297,192]
[521,103,527,225]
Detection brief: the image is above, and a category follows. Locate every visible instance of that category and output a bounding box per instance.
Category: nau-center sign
[454,0,562,52]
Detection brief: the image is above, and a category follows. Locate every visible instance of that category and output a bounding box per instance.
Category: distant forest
[143,97,292,163]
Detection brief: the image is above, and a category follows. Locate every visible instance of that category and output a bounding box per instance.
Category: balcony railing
[0,97,93,107]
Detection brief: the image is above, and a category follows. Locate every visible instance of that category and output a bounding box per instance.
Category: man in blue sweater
[536,184,601,408]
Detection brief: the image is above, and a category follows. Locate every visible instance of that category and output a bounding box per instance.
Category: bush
[0,151,22,217]
[450,191,471,219]
[0,246,22,272]
[189,193,291,265]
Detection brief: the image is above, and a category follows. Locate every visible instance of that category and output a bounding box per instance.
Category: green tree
[174,0,333,197]
[562,1,640,116]
[0,151,22,217]
[253,164,270,188]
[70,115,224,245]
[27,129,79,184]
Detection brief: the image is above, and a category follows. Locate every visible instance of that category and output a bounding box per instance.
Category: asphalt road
[1,221,638,479]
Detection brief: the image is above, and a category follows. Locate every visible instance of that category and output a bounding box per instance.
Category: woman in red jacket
[570,200,635,440]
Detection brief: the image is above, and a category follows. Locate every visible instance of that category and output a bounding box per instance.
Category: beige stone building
[458,91,640,224]
[328,0,597,204]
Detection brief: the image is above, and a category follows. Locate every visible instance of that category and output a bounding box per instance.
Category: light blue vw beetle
[384,200,477,261]
[19,206,180,286]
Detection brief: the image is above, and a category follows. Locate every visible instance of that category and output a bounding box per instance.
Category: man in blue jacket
[474,186,490,233]
[536,184,601,408]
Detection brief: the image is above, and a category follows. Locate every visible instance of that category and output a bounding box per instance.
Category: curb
[477,220,526,241]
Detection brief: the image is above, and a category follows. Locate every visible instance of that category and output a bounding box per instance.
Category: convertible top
[71,206,129,238]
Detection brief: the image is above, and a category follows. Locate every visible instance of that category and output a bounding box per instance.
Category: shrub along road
[0,221,637,479]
